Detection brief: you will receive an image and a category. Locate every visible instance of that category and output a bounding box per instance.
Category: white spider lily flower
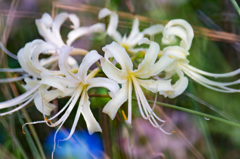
[0,39,78,83]
[161,46,240,97]
[36,12,79,48]
[17,39,61,78]
[29,46,119,157]
[101,38,174,135]
[0,76,63,116]
[98,8,164,53]
[36,12,105,48]
[0,39,77,116]
[162,19,194,51]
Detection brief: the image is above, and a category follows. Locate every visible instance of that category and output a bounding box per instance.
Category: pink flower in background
[120,112,201,159]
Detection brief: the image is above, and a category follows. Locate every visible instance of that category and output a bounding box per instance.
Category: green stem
[21,108,46,159]
[132,98,240,129]
[89,94,240,128]
[17,112,37,159]
[231,0,240,16]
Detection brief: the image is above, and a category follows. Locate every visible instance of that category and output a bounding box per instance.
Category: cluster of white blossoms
[0,8,240,157]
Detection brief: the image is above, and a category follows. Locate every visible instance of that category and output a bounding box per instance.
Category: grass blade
[17,111,42,159]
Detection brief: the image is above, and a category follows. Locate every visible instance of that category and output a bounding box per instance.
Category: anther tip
[13,74,18,78]
[45,117,53,125]
[22,129,26,134]
[121,110,128,121]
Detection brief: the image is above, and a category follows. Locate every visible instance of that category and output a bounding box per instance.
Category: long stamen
[131,75,174,135]
[22,88,81,133]
[51,86,83,159]
[0,68,24,72]
[183,68,240,93]
[182,63,240,78]
[0,85,40,109]
[58,89,85,143]
[148,84,158,118]
[134,78,165,123]
[182,66,240,86]
[22,120,46,134]
[0,74,30,83]
[131,75,176,134]
[133,82,149,120]
[0,93,37,116]
[148,117,173,135]
[0,42,18,60]
[52,121,65,159]
[43,86,82,127]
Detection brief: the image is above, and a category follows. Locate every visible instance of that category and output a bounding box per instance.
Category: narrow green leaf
[132,98,240,129]
[188,83,218,159]
[231,0,240,16]
[17,112,41,159]
[21,109,46,159]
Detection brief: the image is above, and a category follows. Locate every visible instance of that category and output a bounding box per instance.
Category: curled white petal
[40,76,66,92]
[126,79,132,124]
[134,40,160,74]
[36,17,64,48]
[163,46,189,59]
[163,19,194,51]
[41,13,53,28]
[161,76,188,98]
[31,42,62,76]
[135,54,174,78]
[22,77,39,90]
[161,68,188,98]
[77,50,102,83]
[102,83,128,120]
[67,23,105,46]
[34,93,56,115]
[103,42,133,72]
[51,13,69,46]
[163,26,188,49]
[128,47,147,53]
[138,38,151,45]
[87,77,120,98]
[59,46,79,82]
[137,78,173,93]
[100,58,127,83]
[82,92,102,134]
[18,40,42,77]
[163,46,189,72]
[126,18,140,42]
[98,8,122,42]
[142,24,164,36]
[68,14,80,29]
[98,8,112,19]
[36,12,80,48]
